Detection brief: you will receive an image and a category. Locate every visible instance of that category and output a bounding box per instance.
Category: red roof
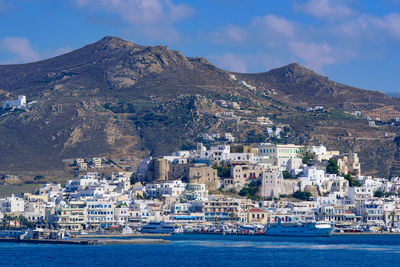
[248,208,265,213]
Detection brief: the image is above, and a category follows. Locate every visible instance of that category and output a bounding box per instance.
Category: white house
[2,95,27,110]
[158,180,186,197]
[224,133,235,142]
[348,186,374,203]
[0,195,25,213]
[183,184,208,201]
[66,173,100,192]
[86,199,116,227]
[200,145,231,163]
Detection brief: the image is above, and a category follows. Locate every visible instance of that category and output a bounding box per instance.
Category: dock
[333,232,400,235]
[0,238,170,245]
[75,233,171,238]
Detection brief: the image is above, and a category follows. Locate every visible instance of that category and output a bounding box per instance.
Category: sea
[1,234,400,266]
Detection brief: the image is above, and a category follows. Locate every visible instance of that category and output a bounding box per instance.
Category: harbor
[1,234,400,266]
[0,237,170,245]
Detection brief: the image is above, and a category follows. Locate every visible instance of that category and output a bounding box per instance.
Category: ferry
[265,220,334,237]
[140,221,176,234]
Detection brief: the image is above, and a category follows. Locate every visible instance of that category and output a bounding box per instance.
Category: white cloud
[0,37,73,64]
[210,25,248,44]
[211,14,296,47]
[289,41,357,71]
[74,0,194,41]
[208,4,400,74]
[210,53,248,73]
[328,12,400,45]
[371,13,400,40]
[294,0,355,21]
[251,14,295,39]
[289,42,336,71]
[0,37,40,64]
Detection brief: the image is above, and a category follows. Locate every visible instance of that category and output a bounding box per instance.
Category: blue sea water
[1,234,400,266]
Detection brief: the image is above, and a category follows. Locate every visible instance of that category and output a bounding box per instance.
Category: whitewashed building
[2,95,27,110]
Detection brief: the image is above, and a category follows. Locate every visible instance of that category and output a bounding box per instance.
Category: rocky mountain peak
[270,63,317,81]
[96,36,142,50]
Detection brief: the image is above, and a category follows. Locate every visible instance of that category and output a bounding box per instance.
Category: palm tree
[321,212,328,221]
[18,215,28,228]
[391,211,396,228]
[229,212,236,224]
[10,216,18,228]
[1,216,8,230]
[364,212,369,224]
[4,215,13,229]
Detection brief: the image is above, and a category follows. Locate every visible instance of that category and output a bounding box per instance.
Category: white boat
[265,220,334,237]
[141,221,176,234]
[239,225,263,234]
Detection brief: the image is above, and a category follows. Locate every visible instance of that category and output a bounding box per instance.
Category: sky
[0,0,400,93]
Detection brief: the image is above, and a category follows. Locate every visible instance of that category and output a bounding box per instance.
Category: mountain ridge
[0,36,400,180]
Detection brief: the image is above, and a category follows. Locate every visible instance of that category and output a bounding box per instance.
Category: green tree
[130,173,137,185]
[239,182,260,201]
[212,165,231,178]
[1,215,9,230]
[326,158,339,175]
[344,174,361,187]
[282,170,293,179]
[34,175,44,181]
[299,147,315,165]
[246,129,267,143]
[292,190,312,201]
[374,190,384,198]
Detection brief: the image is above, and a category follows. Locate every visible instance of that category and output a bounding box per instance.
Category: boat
[140,221,176,234]
[238,225,265,235]
[265,220,334,237]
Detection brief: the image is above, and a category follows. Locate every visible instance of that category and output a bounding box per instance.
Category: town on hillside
[1,137,400,236]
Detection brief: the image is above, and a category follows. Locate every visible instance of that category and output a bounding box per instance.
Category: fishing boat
[140,221,176,234]
[265,220,334,237]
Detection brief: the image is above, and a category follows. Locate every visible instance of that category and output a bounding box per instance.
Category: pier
[75,233,171,238]
[0,238,170,245]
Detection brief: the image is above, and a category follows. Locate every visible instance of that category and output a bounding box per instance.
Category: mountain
[236,63,400,111]
[0,36,400,181]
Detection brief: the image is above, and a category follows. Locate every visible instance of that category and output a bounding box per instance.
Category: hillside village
[2,37,400,233]
[1,138,400,233]
[2,37,400,180]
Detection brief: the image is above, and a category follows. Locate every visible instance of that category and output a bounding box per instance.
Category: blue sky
[0,0,400,93]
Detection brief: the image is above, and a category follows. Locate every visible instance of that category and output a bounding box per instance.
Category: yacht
[265,220,334,237]
[140,221,176,234]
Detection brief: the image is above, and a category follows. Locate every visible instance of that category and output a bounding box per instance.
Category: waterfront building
[203,195,240,221]
[57,201,87,231]
[245,208,270,224]
[86,200,115,228]
[114,206,129,225]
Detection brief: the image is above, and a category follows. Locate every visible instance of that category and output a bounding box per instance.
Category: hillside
[236,63,400,112]
[0,36,400,181]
